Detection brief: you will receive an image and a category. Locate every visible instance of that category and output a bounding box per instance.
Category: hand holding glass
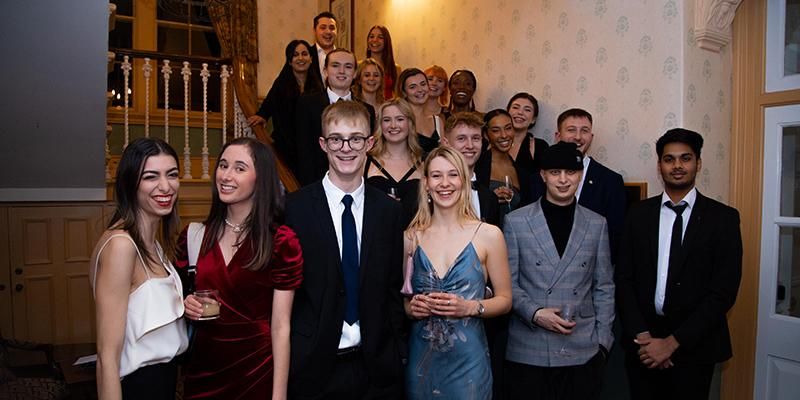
[195,289,220,320]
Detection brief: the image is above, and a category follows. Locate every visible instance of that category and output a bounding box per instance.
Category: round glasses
[323,135,369,151]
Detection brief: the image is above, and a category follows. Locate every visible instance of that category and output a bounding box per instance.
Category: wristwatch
[476,301,485,316]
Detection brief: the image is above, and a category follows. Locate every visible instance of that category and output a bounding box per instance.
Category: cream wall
[354,0,733,201]
[255,0,320,97]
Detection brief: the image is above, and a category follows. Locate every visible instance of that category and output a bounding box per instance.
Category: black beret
[540,142,583,170]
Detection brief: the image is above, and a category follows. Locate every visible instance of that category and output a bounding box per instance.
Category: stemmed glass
[503,175,513,211]
[558,304,575,356]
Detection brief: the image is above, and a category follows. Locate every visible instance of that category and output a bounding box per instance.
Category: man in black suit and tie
[554,108,625,263]
[295,49,376,186]
[286,100,405,399]
[308,11,337,91]
[615,128,742,400]
[441,111,501,227]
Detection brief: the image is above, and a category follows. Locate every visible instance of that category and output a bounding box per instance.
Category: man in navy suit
[555,108,626,264]
[308,12,337,91]
[286,100,405,399]
[615,129,742,399]
[295,49,376,186]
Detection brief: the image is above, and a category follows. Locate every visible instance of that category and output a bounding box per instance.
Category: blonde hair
[370,98,423,167]
[321,100,371,136]
[353,58,385,104]
[424,65,449,106]
[407,146,478,235]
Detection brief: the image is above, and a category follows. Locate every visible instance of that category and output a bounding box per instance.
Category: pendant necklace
[224,219,245,233]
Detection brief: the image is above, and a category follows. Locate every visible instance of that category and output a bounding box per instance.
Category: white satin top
[92,234,188,378]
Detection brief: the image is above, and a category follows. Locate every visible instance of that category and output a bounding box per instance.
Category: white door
[756,104,800,400]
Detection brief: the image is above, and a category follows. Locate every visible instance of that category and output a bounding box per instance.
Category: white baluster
[162,60,172,143]
[143,58,152,137]
[181,61,192,179]
[220,65,229,145]
[200,63,210,179]
[233,92,242,138]
[121,55,131,148]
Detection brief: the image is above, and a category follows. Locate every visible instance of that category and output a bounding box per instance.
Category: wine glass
[558,304,575,356]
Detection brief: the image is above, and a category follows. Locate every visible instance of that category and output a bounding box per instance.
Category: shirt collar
[322,172,365,209]
[660,187,697,209]
[327,87,352,103]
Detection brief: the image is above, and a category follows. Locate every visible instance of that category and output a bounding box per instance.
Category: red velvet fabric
[175,225,303,399]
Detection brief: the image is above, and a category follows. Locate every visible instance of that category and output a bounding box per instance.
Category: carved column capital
[694,0,742,52]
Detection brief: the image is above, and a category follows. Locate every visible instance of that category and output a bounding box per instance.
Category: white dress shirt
[575,156,592,200]
[326,87,351,104]
[316,44,334,79]
[655,187,697,315]
[470,173,481,219]
[322,173,364,348]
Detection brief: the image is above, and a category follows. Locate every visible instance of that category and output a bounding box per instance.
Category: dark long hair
[110,137,180,266]
[365,25,398,90]
[276,39,322,97]
[202,137,284,271]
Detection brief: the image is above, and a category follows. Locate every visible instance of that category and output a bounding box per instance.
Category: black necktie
[665,202,688,268]
[341,195,359,324]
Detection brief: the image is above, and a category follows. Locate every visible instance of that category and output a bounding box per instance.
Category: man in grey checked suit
[504,142,615,400]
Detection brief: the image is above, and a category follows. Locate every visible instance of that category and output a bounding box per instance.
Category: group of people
[89,10,744,400]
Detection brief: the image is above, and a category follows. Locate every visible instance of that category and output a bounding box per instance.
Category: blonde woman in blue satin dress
[404,146,512,399]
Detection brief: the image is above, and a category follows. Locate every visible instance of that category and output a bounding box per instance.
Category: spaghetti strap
[92,234,150,297]
[470,222,483,242]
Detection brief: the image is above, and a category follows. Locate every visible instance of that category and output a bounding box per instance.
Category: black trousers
[506,350,607,400]
[624,352,714,400]
[121,359,178,400]
[294,349,402,400]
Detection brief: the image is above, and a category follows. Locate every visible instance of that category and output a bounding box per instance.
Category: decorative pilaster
[143,58,152,137]
[200,63,210,179]
[220,65,229,145]
[121,55,131,148]
[694,0,742,52]
[181,61,192,179]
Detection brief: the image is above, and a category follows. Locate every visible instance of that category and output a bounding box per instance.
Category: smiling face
[555,116,594,155]
[360,64,382,94]
[425,156,463,209]
[136,154,180,220]
[486,114,515,153]
[426,74,446,98]
[314,17,337,51]
[658,142,701,192]
[380,105,410,144]
[320,117,374,186]
[290,43,312,74]
[325,51,356,92]
[444,123,482,169]
[508,98,536,131]
[367,27,385,54]
[540,168,582,206]
[215,144,257,209]
[402,73,429,105]
[449,71,476,107]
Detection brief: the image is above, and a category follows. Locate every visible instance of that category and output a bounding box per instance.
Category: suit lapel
[549,205,589,287]
[647,196,662,273]
[312,183,344,282]
[359,189,376,285]
[526,202,562,275]
[578,158,598,208]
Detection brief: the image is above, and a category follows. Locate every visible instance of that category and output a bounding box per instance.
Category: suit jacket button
[676,282,681,286]
[536,261,542,266]
[573,289,578,295]
[547,289,552,295]
[339,289,345,295]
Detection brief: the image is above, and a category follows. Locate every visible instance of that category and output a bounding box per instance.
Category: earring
[427,191,432,203]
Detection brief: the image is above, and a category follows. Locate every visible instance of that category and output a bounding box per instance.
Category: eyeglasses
[323,135,369,151]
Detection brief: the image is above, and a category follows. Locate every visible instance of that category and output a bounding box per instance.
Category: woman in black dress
[365,98,423,228]
[507,92,549,201]
[247,40,322,177]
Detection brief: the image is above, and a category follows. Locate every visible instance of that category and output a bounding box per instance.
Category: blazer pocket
[579,302,596,318]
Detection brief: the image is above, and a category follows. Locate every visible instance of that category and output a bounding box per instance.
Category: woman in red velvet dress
[179,137,303,400]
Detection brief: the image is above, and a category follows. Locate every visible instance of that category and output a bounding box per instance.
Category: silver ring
[447,300,451,306]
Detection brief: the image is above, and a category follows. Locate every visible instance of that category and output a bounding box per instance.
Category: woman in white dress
[90,137,188,399]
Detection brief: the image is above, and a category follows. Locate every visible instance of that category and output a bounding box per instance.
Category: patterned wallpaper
[255,0,318,96]
[350,0,733,201]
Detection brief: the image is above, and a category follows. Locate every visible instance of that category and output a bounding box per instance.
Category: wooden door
[9,205,104,344]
